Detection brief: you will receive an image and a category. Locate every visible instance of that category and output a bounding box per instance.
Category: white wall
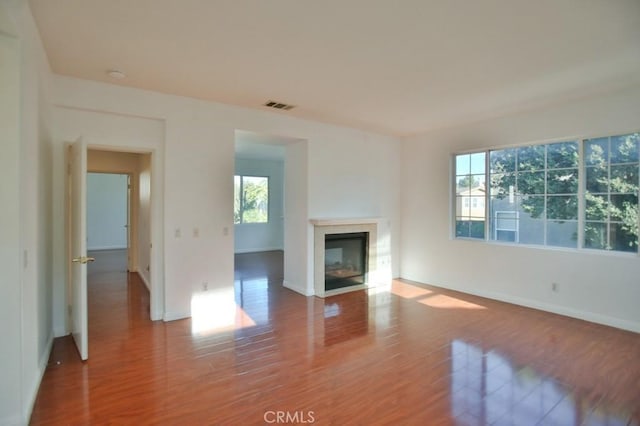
[234,158,284,253]
[138,154,152,288]
[283,141,310,295]
[0,29,24,426]
[401,86,640,332]
[87,173,128,250]
[51,74,402,323]
[0,1,53,423]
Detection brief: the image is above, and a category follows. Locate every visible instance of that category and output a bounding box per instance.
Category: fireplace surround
[311,218,378,297]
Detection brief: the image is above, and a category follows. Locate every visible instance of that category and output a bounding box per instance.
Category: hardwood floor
[31,250,640,425]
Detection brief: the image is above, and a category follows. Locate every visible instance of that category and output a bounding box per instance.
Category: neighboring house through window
[453,132,639,253]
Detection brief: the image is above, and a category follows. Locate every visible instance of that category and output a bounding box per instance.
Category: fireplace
[324,232,369,291]
[311,218,380,297]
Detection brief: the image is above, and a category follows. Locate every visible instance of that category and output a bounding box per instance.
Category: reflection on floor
[31,250,640,425]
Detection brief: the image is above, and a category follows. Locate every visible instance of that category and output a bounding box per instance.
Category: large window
[234,175,269,224]
[489,141,579,248]
[453,132,639,254]
[584,134,639,252]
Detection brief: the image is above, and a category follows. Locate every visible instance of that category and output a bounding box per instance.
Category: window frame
[454,152,488,240]
[452,131,639,256]
[234,174,270,225]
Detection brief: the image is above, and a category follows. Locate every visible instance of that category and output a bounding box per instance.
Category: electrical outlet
[175,228,181,238]
[202,282,208,291]
[223,226,229,236]
[551,282,559,292]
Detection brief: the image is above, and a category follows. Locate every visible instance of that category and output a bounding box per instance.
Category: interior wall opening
[85,149,153,320]
[233,130,307,301]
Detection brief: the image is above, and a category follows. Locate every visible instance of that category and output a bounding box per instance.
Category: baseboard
[23,333,54,423]
[87,245,127,251]
[53,325,67,338]
[491,292,640,334]
[413,279,640,334]
[283,280,313,296]
[136,270,151,292]
[234,247,283,254]
[163,311,190,322]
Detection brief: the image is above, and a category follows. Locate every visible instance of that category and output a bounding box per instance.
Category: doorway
[86,149,152,354]
[87,172,130,274]
[233,130,309,299]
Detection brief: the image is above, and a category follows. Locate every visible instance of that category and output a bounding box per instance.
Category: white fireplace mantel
[309,217,381,227]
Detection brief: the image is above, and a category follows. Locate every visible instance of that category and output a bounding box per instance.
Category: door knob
[72,256,96,264]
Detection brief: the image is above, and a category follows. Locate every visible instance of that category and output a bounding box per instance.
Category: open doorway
[87,172,129,275]
[233,132,286,315]
[83,149,153,350]
[233,130,310,310]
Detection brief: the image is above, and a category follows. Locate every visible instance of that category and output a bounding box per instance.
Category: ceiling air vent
[264,100,295,111]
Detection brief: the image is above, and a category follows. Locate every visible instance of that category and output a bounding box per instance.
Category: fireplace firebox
[324,232,369,291]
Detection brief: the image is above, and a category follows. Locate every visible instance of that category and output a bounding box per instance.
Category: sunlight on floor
[418,294,486,310]
[191,288,256,335]
[390,280,433,299]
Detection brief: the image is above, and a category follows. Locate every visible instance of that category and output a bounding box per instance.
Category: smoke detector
[107,69,126,79]
[263,100,295,111]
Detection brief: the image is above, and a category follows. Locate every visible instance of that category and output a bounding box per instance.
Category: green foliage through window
[490,141,579,248]
[234,175,269,224]
[454,132,639,253]
[584,134,638,252]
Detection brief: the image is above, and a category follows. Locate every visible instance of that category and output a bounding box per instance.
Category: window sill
[452,237,639,258]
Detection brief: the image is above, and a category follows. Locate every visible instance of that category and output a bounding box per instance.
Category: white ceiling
[29,0,640,136]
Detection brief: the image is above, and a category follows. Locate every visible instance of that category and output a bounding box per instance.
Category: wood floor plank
[30,250,640,425]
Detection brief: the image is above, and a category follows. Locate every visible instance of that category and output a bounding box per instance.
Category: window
[584,134,639,252]
[489,141,579,248]
[455,152,486,239]
[234,175,269,224]
[453,132,639,253]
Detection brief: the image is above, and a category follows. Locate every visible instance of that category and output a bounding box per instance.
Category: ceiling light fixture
[107,69,126,79]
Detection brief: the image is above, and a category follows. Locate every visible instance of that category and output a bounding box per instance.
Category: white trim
[163,311,190,322]
[309,217,381,226]
[137,270,151,292]
[283,280,313,296]
[323,284,368,297]
[422,280,640,334]
[312,221,379,297]
[23,334,54,423]
[234,247,283,254]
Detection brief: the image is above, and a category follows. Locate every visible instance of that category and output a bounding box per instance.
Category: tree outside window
[454,132,639,253]
[584,134,639,252]
[490,141,579,248]
[234,175,269,224]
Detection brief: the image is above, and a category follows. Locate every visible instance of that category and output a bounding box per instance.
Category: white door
[69,138,92,360]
